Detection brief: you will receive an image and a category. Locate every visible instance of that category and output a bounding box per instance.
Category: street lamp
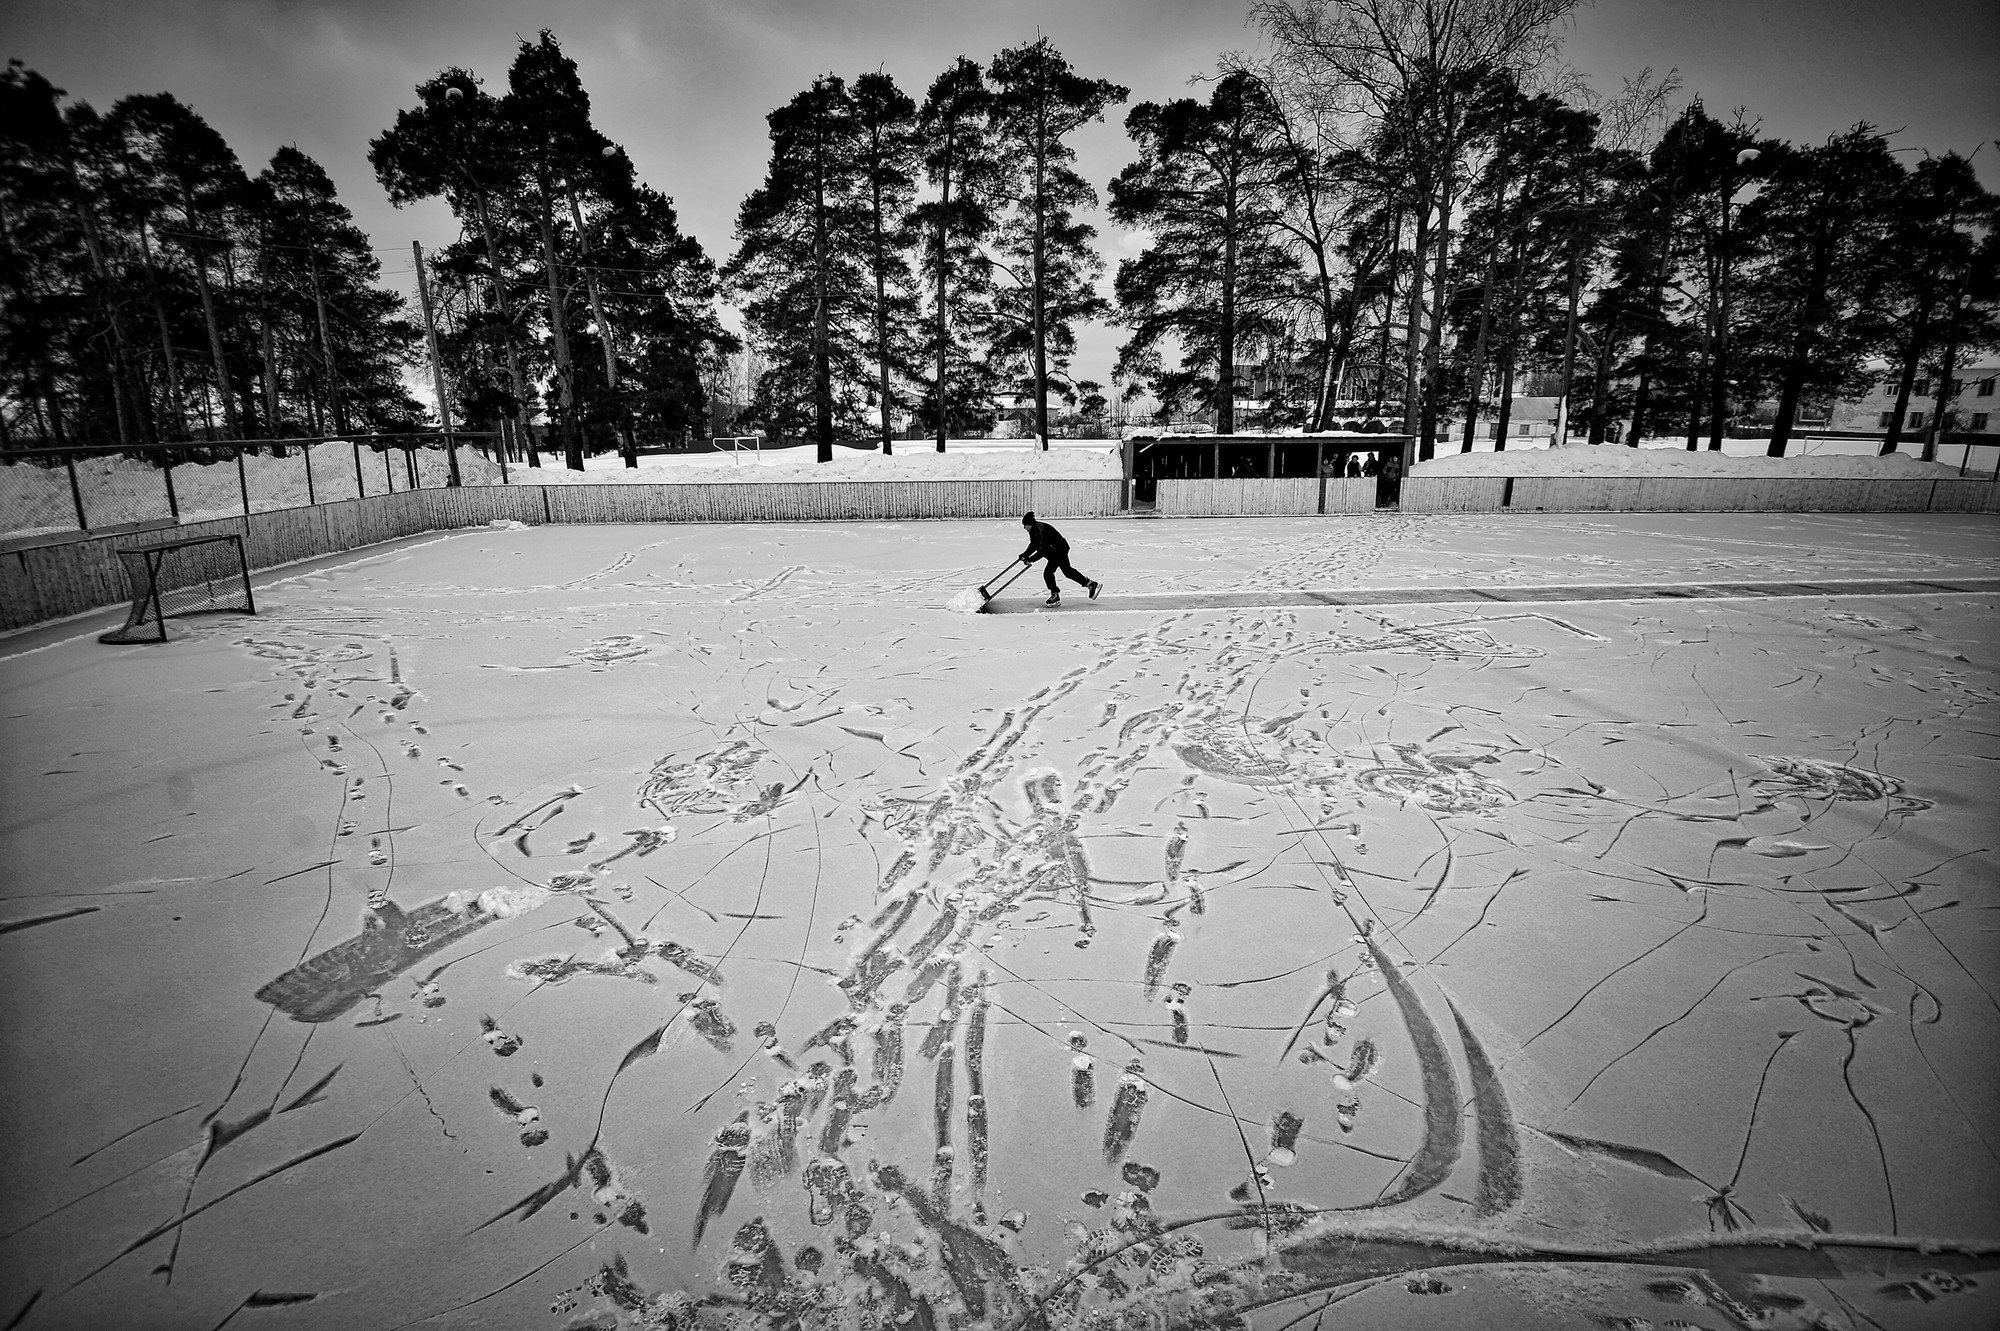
[1710,146,1760,452]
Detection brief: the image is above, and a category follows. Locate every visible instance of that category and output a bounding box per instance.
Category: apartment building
[1828,362,2000,435]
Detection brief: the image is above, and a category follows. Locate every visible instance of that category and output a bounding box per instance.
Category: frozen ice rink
[3,511,1997,1330]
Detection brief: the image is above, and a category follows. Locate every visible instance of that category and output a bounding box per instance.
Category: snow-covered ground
[3,512,1996,1329]
[510,438,1123,484]
[1409,441,1968,478]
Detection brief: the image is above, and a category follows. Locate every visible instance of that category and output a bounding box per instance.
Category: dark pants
[1043,558,1091,594]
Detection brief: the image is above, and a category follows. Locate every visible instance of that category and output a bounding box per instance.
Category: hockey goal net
[99,534,256,644]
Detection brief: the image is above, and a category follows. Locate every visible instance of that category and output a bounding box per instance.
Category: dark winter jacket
[1020,519,1070,565]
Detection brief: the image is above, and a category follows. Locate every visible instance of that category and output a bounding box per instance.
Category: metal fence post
[354,439,365,498]
[237,444,251,515]
[497,427,509,485]
[304,440,315,505]
[446,432,461,488]
[162,450,179,519]
[65,453,88,531]
[405,445,417,490]
[384,446,394,493]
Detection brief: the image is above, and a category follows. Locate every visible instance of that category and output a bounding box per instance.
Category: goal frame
[98,533,256,644]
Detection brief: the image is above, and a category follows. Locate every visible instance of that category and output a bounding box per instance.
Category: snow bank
[1410,443,1964,479]
[1,442,505,538]
[504,442,1121,485]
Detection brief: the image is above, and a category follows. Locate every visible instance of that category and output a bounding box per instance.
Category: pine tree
[372,68,542,463]
[852,72,920,453]
[1736,128,1904,456]
[987,39,1126,447]
[502,31,616,471]
[1111,71,1297,435]
[1873,155,1999,453]
[724,75,874,461]
[910,58,1002,449]
[250,147,419,433]
[107,93,251,438]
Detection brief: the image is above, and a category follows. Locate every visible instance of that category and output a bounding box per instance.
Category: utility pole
[413,241,462,486]
[308,250,345,435]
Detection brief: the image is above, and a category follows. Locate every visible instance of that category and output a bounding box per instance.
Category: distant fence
[2,479,1120,633]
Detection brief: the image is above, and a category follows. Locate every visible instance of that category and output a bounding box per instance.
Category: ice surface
[1,511,1995,1330]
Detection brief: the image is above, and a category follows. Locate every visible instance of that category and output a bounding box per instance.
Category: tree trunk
[1492,351,1515,452]
[533,167,582,470]
[258,239,280,433]
[934,139,951,453]
[812,117,834,464]
[182,200,239,438]
[309,251,345,434]
[138,223,188,440]
[1461,246,1498,452]
[1587,322,1615,445]
[1417,165,1455,461]
[1627,368,1652,446]
[1399,201,1428,460]
[1217,175,1238,436]
[65,157,145,447]
[564,189,631,467]
[474,191,537,466]
[1922,284,1967,464]
[1030,105,1050,450]
[1556,244,1581,445]
[1708,185,1733,450]
[871,142,893,454]
[1880,322,1929,455]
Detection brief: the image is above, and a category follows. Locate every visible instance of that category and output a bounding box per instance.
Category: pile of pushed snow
[501,443,1121,485]
[944,588,988,615]
[1410,444,1964,479]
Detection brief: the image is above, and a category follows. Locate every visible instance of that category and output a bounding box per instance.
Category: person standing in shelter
[1376,450,1403,507]
[1019,512,1101,607]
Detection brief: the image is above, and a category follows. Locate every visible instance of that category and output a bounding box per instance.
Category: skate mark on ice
[69,1102,203,1166]
[1443,997,1519,1217]
[1361,936,1461,1208]
[0,906,102,935]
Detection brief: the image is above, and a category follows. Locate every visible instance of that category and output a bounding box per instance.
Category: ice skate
[1089,581,1102,599]
[1045,593,1060,607]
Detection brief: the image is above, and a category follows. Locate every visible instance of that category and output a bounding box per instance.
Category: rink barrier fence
[3,475,1992,634]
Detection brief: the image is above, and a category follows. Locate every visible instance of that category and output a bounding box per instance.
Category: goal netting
[99,534,256,644]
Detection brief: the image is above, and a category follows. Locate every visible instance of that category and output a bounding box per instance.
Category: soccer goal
[98,534,256,644]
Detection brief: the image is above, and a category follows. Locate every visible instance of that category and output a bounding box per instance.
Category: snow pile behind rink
[503,441,1122,485]
[1411,443,1965,479]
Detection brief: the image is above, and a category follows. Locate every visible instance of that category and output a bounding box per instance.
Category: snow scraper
[977,558,1031,609]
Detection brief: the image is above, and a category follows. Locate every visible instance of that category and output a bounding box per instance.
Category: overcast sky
[6,0,1996,394]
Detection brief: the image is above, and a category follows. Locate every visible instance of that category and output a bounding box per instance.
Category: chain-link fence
[0,434,505,543]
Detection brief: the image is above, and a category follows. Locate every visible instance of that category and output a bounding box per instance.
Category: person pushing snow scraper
[1018,512,1101,607]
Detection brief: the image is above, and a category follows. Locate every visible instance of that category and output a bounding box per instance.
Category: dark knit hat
[1021,512,1035,525]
